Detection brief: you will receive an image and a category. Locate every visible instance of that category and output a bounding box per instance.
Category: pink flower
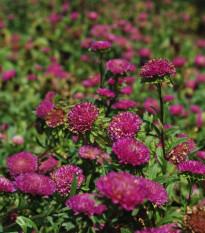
[39,156,59,174]
[97,88,115,98]
[196,151,205,160]
[0,177,16,192]
[195,54,205,67]
[106,59,136,75]
[173,57,187,67]
[113,99,136,110]
[169,104,184,115]
[144,97,159,114]
[190,105,201,113]
[27,75,37,80]
[178,160,205,175]
[120,86,133,95]
[139,48,151,58]
[35,100,55,119]
[163,95,175,102]
[87,12,99,20]
[73,92,84,99]
[70,12,79,21]
[79,145,101,160]
[135,223,181,233]
[91,40,111,51]
[107,112,143,141]
[12,135,24,145]
[2,70,16,81]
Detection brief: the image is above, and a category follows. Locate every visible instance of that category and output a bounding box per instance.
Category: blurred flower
[46,108,66,128]
[169,104,184,115]
[185,79,197,90]
[163,94,175,102]
[178,160,205,175]
[0,177,16,192]
[135,223,181,233]
[144,97,159,114]
[34,65,43,71]
[96,152,111,165]
[73,92,84,99]
[91,24,108,37]
[96,172,146,210]
[196,112,205,127]
[173,57,187,67]
[139,48,151,58]
[140,58,176,79]
[97,88,115,98]
[0,21,5,29]
[67,101,99,134]
[27,74,37,80]
[87,11,99,20]
[196,73,205,83]
[196,151,205,160]
[62,2,70,11]
[79,145,101,160]
[91,40,111,51]
[120,86,133,95]
[14,173,56,196]
[183,206,205,233]
[39,156,59,174]
[112,138,150,166]
[190,105,201,113]
[70,12,79,21]
[51,165,85,196]
[106,59,136,75]
[12,135,24,145]
[113,99,136,110]
[125,76,135,84]
[195,54,205,67]
[66,193,107,217]
[45,91,56,101]
[7,152,38,177]
[2,70,16,81]
[81,38,93,49]
[196,40,205,48]
[36,100,55,119]
[107,112,142,141]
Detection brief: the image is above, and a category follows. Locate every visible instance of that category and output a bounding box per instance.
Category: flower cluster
[135,223,181,233]
[14,173,56,196]
[0,177,16,192]
[39,155,59,174]
[107,112,143,141]
[96,172,146,210]
[51,165,85,196]
[112,138,150,166]
[178,160,205,175]
[140,58,176,79]
[106,59,136,75]
[46,108,66,128]
[6,152,38,177]
[79,145,101,160]
[66,193,107,217]
[97,88,115,98]
[67,101,99,134]
[113,99,136,110]
[36,100,55,119]
[91,40,111,51]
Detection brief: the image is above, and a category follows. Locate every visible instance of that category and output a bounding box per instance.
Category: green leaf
[154,175,179,184]
[85,174,92,189]
[132,207,139,216]
[69,173,78,198]
[166,137,188,153]
[120,228,131,233]
[148,163,159,180]
[63,222,75,231]
[90,134,94,144]
[156,212,183,227]
[16,216,39,233]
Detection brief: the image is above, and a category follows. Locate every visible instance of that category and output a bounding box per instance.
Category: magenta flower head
[139,48,151,58]
[45,91,56,101]
[67,101,99,135]
[2,69,16,81]
[190,105,201,113]
[137,177,168,207]
[163,94,175,102]
[91,40,111,52]
[51,165,85,196]
[39,156,59,174]
[107,112,143,141]
[196,151,205,160]
[135,223,181,233]
[97,88,115,98]
[65,193,107,217]
[173,57,187,67]
[144,97,159,114]
[120,86,133,95]
[36,100,55,119]
[96,172,146,210]
[0,177,16,192]
[12,135,24,145]
[169,104,184,115]
[178,160,205,175]
[113,99,136,110]
[112,138,150,166]
[46,108,66,128]
[106,59,136,76]
[194,54,205,67]
[6,152,38,177]
[14,173,56,196]
[87,11,99,20]
[79,145,101,160]
[140,58,176,84]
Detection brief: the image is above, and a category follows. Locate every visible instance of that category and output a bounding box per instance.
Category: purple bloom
[140,58,176,79]
[178,160,205,175]
[112,138,150,166]
[79,145,101,160]
[6,152,38,177]
[144,97,159,114]
[91,40,111,51]
[27,74,37,80]
[66,193,107,217]
[51,165,85,196]
[45,91,56,101]
[96,152,111,165]
[196,151,205,160]
[137,177,168,207]
[97,88,115,98]
[173,57,187,67]
[87,11,99,20]
[135,223,181,233]
[14,173,56,196]
[125,76,135,84]
[107,112,143,141]
[106,59,136,75]
[163,95,175,102]
[67,101,99,134]
[96,172,146,210]
[12,135,24,145]
[0,177,16,192]
[190,105,201,113]
[2,70,16,81]
[120,86,133,95]
[169,104,183,115]
[113,99,136,110]
[195,54,205,67]
[39,156,59,174]
[139,48,151,58]
[36,100,55,119]
[46,108,66,128]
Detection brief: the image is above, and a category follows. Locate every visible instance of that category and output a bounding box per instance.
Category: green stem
[156,83,167,161]
[187,179,194,207]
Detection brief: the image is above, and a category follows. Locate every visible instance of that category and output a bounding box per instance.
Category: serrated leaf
[148,163,159,180]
